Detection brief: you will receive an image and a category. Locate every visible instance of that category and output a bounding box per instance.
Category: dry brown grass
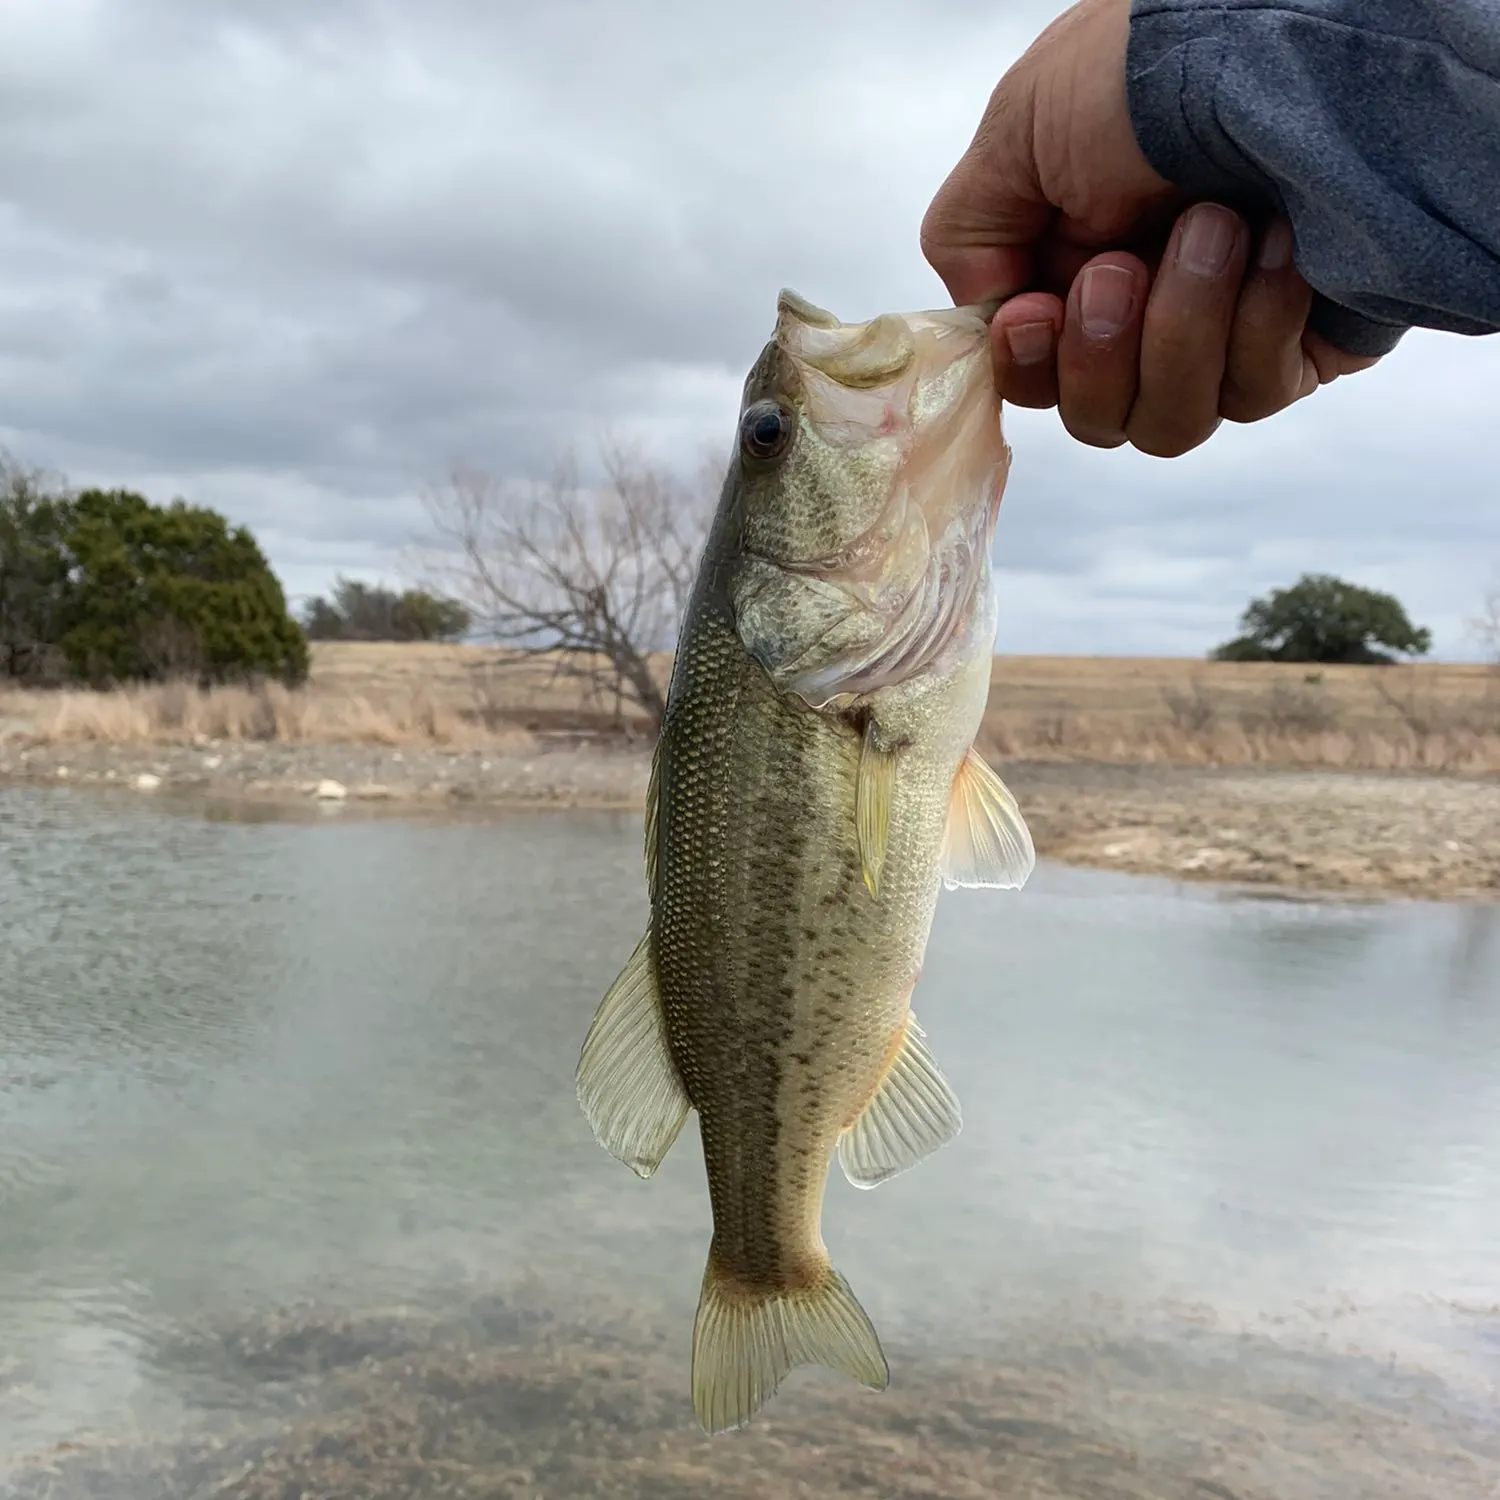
[978,654,1500,773]
[0,644,553,751]
[1,676,480,748]
[3,642,1499,773]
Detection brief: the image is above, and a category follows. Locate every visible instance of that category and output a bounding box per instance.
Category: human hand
[920,0,1380,457]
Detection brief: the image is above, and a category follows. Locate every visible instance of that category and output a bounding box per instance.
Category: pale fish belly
[575,610,1034,1434]
[688,712,956,1287]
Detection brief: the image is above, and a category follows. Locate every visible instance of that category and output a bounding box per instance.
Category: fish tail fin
[690,1247,889,1433]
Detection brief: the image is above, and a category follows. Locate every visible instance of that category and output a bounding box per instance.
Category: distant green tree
[299,595,347,641]
[0,452,71,682]
[1214,573,1432,665]
[299,575,471,642]
[55,488,308,686]
[392,588,471,642]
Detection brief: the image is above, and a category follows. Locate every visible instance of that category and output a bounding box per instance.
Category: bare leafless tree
[1473,580,1500,665]
[0,448,72,683]
[419,438,717,733]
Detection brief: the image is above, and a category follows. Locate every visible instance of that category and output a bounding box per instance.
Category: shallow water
[2,785,1499,1495]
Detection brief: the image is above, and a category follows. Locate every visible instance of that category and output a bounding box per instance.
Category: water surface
[2,785,1499,1496]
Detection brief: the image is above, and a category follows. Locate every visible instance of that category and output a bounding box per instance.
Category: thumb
[920,81,1054,306]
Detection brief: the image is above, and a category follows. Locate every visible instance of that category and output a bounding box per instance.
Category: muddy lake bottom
[9,1288,1500,1500]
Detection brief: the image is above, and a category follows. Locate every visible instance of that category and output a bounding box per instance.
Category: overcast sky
[0,0,1494,658]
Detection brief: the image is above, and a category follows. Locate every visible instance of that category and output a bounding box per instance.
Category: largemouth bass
[576,288,1034,1433]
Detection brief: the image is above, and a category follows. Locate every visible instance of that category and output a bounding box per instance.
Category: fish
[575,287,1034,1434]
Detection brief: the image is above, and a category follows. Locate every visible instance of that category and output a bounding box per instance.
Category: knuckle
[918,177,970,266]
[1057,365,1137,448]
[1219,385,1280,425]
[1061,411,1129,449]
[917,212,948,270]
[1128,416,1218,459]
[1148,274,1240,336]
[917,198,945,248]
[1004,386,1061,412]
[1220,348,1306,423]
[1133,433,1196,459]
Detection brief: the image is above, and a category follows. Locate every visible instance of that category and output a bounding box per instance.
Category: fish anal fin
[838,1014,961,1189]
[856,722,898,897]
[575,931,689,1178]
[691,1250,888,1433]
[940,746,1036,891]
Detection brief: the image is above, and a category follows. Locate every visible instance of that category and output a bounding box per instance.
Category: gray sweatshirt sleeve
[1126,0,1500,356]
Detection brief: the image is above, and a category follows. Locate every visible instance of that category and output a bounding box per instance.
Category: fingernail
[1176,204,1239,278]
[1005,320,1055,366]
[1079,265,1137,341]
[1258,220,1294,271]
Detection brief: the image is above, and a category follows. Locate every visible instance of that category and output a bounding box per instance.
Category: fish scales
[576,288,1036,1434]
[656,591,940,1290]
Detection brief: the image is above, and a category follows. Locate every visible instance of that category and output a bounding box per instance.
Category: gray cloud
[0,0,1494,652]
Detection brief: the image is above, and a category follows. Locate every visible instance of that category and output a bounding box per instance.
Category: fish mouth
[774,288,995,402]
[776,288,998,336]
[752,291,1010,705]
[772,287,1008,555]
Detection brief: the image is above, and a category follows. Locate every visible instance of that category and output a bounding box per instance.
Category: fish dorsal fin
[939,747,1035,891]
[645,736,661,900]
[575,931,690,1178]
[855,722,898,897]
[837,1015,961,1189]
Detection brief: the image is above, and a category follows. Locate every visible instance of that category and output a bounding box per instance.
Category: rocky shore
[2,738,1496,902]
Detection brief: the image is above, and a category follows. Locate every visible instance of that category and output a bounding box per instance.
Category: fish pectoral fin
[575,930,690,1179]
[692,1250,888,1434]
[939,746,1036,891]
[856,723,898,897]
[838,1015,962,1189]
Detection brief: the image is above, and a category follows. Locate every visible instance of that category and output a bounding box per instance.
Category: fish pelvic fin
[838,1013,962,1189]
[940,746,1036,890]
[691,1249,889,1434]
[855,721,898,898]
[575,930,690,1178]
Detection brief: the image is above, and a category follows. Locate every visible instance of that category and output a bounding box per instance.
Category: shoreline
[3,739,1497,902]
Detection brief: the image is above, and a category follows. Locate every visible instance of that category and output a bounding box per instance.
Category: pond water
[2,784,1499,1497]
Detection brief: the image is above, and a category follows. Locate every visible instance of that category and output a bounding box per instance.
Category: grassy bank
[3,643,1499,773]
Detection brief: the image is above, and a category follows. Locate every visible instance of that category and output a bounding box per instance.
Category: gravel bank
[2,740,1496,901]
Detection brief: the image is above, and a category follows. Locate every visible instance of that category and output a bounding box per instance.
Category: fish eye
[740,401,792,462]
